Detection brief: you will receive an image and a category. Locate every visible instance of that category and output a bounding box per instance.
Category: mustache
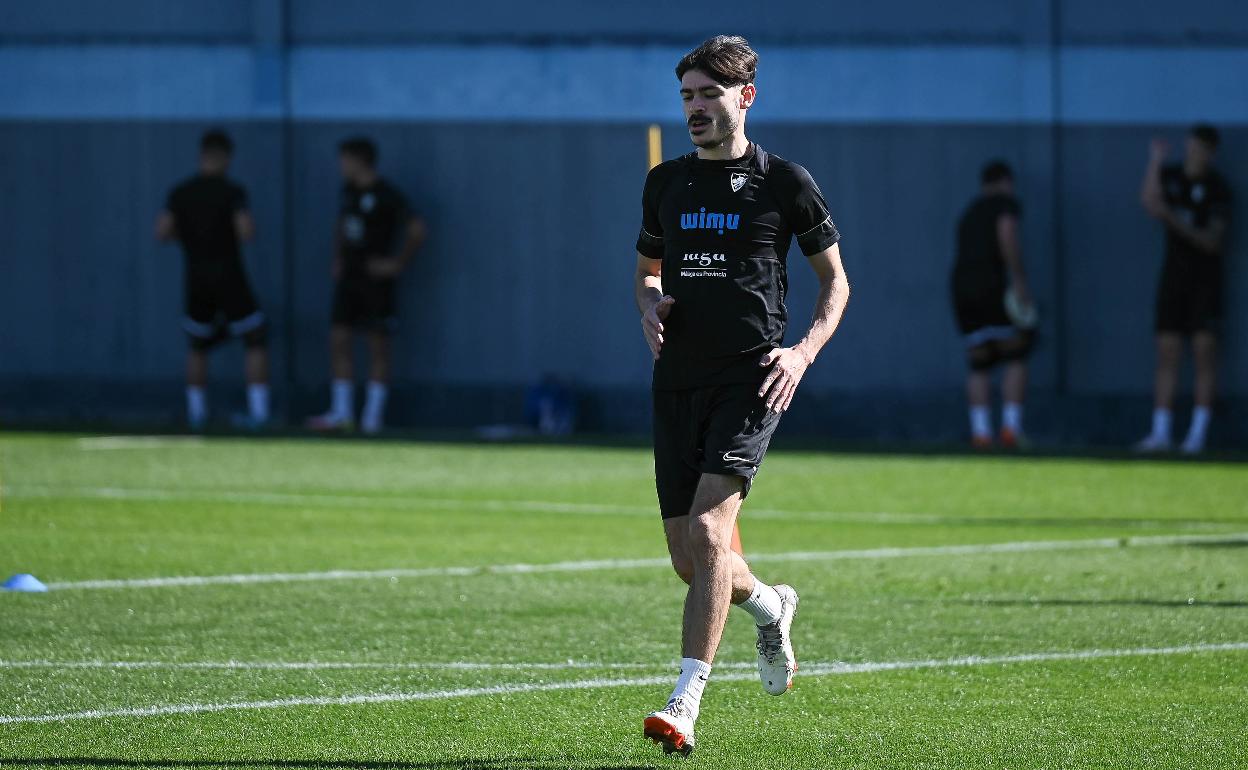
[688,115,712,127]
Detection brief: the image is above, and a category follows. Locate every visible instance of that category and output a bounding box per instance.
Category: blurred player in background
[308,137,426,435]
[634,36,850,755]
[1136,125,1232,454]
[156,129,269,431]
[950,160,1036,448]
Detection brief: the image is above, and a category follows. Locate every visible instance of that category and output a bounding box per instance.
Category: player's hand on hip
[641,295,676,360]
[758,347,809,413]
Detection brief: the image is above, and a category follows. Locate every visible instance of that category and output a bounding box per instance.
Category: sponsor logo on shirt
[680,252,728,278]
[680,208,741,235]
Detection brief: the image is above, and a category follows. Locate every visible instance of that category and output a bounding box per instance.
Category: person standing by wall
[1136,125,1232,455]
[156,129,270,431]
[307,137,426,435]
[950,161,1036,448]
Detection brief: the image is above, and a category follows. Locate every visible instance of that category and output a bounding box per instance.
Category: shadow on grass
[0,759,657,770]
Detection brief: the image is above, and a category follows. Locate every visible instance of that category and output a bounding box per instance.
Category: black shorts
[653,381,783,520]
[332,276,398,333]
[952,280,1013,344]
[1156,258,1222,336]
[184,268,265,346]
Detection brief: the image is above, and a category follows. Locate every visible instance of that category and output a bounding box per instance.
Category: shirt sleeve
[635,165,666,260]
[779,163,841,256]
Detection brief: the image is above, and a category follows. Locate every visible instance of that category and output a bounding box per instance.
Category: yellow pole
[647,124,662,170]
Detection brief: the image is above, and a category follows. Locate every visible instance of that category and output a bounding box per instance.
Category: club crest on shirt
[1192,184,1206,204]
[361,193,376,213]
[730,172,748,193]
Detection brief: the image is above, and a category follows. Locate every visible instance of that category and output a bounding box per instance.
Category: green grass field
[1,431,1246,769]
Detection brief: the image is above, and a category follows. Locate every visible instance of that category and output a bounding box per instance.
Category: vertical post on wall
[1050,0,1067,396]
[251,0,295,424]
[279,0,297,425]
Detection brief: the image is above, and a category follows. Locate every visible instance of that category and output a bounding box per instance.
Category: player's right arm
[154,210,176,241]
[636,255,673,360]
[635,164,674,360]
[155,187,177,241]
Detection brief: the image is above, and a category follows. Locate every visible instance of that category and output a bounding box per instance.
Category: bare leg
[664,515,756,604]
[1192,332,1217,408]
[1002,361,1027,405]
[1153,333,1183,410]
[186,349,208,387]
[680,474,747,664]
[330,325,353,381]
[367,331,392,383]
[966,370,991,407]
[244,346,268,386]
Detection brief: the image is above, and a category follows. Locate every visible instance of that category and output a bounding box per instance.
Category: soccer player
[308,137,426,435]
[156,129,270,431]
[950,161,1036,448]
[634,36,850,755]
[1136,125,1232,454]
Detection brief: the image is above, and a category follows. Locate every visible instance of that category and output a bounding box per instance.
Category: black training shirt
[166,174,248,268]
[339,179,412,277]
[636,144,840,391]
[1160,163,1232,263]
[952,193,1021,294]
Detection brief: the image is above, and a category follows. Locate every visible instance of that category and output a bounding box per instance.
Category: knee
[670,553,694,585]
[687,514,729,559]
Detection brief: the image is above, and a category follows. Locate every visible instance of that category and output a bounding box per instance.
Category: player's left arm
[394,215,428,271]
[758,243,850,413]
[231,184,255,242]
[370,204,427,279]
[234,211,256,242]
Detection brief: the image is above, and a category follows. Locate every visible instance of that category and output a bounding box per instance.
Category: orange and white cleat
[971,434,994,450]
[644,697,697,756]
[756,584,799,695]
[999,428,1030,450]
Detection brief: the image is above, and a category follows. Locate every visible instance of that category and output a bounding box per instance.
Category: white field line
[0,483,1230,530]
[37,530,1248,591]
[40,530,1248,592]
[1,642,1244,725]
[0,659,737,672]
[75,437,207,450]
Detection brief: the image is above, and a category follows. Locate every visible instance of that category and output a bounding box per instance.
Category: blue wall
[1,1,1246,444]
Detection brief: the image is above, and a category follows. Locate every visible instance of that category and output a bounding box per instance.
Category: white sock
[247,384,270,423]
[1150,408,1173,441]
[738,578,783,626]
[362,381,388,430]
[1185,406,1212,446]
[970,406,992,438]
[667,658,712,717]
[186,386,207,426]
[1002,402,1023,434]
[331,380,354,420]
